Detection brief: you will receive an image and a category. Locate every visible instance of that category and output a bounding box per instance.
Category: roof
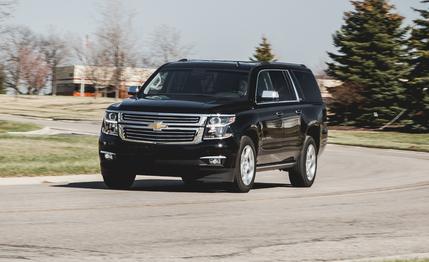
[163,59,309,71]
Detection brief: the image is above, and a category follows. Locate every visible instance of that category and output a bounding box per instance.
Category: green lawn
[0,121,99,177]
[329,130,429,152]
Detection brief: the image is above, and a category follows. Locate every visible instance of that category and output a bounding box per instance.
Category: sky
[8,0,426,71]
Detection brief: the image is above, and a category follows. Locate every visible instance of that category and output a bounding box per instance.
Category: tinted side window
[292,70,322,103]
[256,71,274,99]
[256,70,297,103]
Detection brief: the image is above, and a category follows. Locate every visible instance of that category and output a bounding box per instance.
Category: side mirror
[261,90,279,100]
[128,86,139,97]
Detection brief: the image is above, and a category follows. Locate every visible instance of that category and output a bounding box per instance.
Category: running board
[256,162,296,172]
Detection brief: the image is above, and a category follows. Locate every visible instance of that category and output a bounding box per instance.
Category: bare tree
[0,63,5,94]
[0,0,15,33]
[39,31,70,95]
[71,35,120,98]
[144,24,193,67]
[0,26,50,95]
[19,47,50,94]
[0,26,38,94]
[92,0,140,98]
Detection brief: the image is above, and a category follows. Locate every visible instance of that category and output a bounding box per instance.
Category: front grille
[118,112,206,144]
[122,126,198,143]
[121,112,200,124]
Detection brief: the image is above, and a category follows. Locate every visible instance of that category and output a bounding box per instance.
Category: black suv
[99,60,328,192]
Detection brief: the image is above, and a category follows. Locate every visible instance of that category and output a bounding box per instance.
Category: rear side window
[256,70,297,103]
[291,70,322,103]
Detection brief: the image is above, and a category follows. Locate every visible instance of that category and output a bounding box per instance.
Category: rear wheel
[232,136,256,193]
[102,167,136,190]
[288,136,318,187]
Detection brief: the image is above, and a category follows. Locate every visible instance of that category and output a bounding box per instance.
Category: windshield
[141,69,249,99]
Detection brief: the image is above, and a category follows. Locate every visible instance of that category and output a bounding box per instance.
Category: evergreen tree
[250,36,277,62]
[407,0,429,131]
[326,0,410,127]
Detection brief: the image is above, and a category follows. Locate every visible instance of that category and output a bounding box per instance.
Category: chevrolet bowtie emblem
[149,121,168,131]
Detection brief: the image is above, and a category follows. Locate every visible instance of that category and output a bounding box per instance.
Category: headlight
[101,111,119,136]
[203,115,236,140]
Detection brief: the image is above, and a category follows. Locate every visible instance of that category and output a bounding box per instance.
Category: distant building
[315,75,342,102]
[54,65,155,98]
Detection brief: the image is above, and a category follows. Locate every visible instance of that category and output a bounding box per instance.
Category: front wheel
[232,136,257,193]
[288,136,318,187]
[102,167,136,190]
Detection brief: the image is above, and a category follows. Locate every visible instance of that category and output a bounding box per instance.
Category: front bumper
[99,133,240,182]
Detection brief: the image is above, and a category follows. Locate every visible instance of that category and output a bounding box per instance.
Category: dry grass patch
[0,95,118,121]
[329,130,429,152]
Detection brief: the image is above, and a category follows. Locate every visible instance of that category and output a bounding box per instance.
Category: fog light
[209,158,222,165]
[100,151,116,160]
[200,156,226,166]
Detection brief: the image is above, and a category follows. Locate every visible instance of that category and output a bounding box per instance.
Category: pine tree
[250,36,277,62]
[407,0,429,131]
[326,0,410,127]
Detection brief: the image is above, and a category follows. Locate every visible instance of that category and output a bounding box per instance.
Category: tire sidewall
[299,136,318,186]
[233,136,257,192]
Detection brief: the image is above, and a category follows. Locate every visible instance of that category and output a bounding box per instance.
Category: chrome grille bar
[118,112,207,144]
[119,111,207,127]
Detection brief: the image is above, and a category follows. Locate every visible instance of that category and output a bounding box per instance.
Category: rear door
[255,69,303,165]
[279,71,305,160]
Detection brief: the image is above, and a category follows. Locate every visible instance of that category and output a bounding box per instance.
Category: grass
[0,120,41,133]
[0,120,99,177]
[329,130,429,152]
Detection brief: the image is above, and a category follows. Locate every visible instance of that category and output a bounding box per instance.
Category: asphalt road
[1,143,429,261]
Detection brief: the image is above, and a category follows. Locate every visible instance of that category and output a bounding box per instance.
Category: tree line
[246,1,428,131]
[0,0,192,97]
[327,0,428,131]
[0,0,427,131]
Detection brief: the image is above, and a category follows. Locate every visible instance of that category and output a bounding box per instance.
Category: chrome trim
[119,124,205,145]
[100,151,116,156]
[119,111,208,127]
[200,156,227,160]
[285,70,301,102]
[256,162,296,171]
[202,133,233,140]
[255,69,301,105]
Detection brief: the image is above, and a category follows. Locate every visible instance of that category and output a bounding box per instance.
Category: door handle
[295,109,302,115]
[275,112,284,117]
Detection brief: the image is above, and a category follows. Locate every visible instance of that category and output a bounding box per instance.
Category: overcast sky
[9,0,425,71]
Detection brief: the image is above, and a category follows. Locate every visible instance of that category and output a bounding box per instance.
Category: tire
[232,136,257,193]
[102,166,136,190]
[289,136,318,187]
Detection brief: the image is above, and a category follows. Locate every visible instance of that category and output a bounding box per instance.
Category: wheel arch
[305,122,321,153]
[242,125,261,156]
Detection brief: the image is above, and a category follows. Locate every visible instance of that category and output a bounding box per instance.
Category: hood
[109,95,252,114]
